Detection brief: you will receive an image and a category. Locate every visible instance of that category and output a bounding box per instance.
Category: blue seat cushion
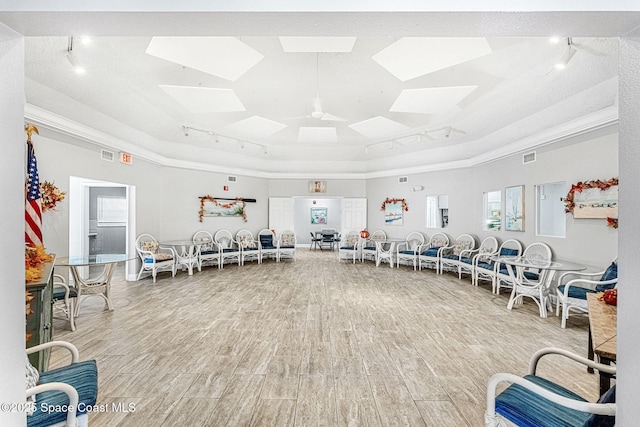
[584,385,616,427]
[243,247,258,251]
[442,254,460,260]
[398,250,416,255]
[364,246,376,251]
[460,257,473,265]
[261,245,277,249]
[500,248,519,256]
[200,250,217,255]
[420,247,440,257]
[495,374,590,427]
[222,248,237,253]
[28,360,98,427]
[340,246,356,250]
[524,271,540,281]
[558,285,597,300]
[596,262,618,292]
[52,287,77,300]
[477,261,494,270]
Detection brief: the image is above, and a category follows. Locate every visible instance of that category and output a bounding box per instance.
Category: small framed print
[309,181,326,193]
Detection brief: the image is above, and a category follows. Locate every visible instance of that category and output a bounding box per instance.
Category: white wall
[269,178,366,198]
[366,130,618,267]
[0,26,27,427]
[294,198,343,244]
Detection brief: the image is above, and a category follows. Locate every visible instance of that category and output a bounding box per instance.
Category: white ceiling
[12,9,622,177]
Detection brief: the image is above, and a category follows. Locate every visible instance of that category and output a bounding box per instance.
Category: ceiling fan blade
[286,115,312,120]
[321,112,347,122]
[572,43,607,56]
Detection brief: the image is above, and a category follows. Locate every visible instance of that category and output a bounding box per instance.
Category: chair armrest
[527,347,616,376]
[27,341,80,364]
[559,278,616,296]
[485,372,616,424]
[158,246,176,257]
[557,269,606,285]
[53,274,72,298]
[27,382,79,427]
[460,248,479,258]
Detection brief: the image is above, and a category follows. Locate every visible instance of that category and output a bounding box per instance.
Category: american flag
[25,140,43,246]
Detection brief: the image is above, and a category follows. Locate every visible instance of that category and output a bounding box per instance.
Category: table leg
[587,323,595,374]
[598,356,614,395]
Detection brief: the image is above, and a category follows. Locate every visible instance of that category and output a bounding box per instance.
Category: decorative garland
[198,195,247,222]
[40,181,66,212]
[381,198,409,212]
[564,178,618,229]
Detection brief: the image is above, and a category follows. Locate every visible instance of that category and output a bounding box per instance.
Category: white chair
[214,230,241,268]
[556,260,618,328]
[52,274,76,331]
[439,234,476,275]
[236,229,261,265]
[418,232,449,271]
[460,236,499,282]
[486,347,616,427]
[474,238,522,292]
[395,232,426,270]
[505,242,554,317]
[193,230,221,270]
[258,229,278,262]
[277,230,297,262]
[135,233,176,283]
[361,230,386,263]
[338,231,360,263]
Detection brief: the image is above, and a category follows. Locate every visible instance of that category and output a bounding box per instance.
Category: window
[483,191,501,231]
[426,195,448,228]
[97,196,127,226]
[536,182,566,237]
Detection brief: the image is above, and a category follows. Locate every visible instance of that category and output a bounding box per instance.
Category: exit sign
[119,152,133,165]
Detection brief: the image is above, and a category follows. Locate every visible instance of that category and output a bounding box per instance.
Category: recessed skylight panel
[390,86,478,114]
[226,116,287,138]
[349,116,409,139]
[298,127,337,143]
[373,37,493,81]
[159,85,245,113]
[146,37,264,81]
[279,37,357,52]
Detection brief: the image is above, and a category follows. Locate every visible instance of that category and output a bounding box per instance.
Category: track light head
[444,127,452,138]
[555,47,576,69]
[182,126,189,137]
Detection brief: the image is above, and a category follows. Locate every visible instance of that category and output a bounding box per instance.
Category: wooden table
[587,292,617,395]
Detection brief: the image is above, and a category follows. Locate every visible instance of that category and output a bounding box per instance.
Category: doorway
[69,176,136,280]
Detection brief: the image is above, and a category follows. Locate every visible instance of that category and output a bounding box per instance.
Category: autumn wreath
[381,198,409,212]
[199,195,247,222]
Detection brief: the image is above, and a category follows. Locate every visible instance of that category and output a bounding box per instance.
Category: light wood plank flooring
[50,249,596,426]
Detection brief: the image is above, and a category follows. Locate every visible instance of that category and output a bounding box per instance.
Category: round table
[375,239,407,268]
[56,254,133,314]
[161,240,201,275]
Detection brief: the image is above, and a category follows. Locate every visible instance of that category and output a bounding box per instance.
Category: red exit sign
[119,152,133,165]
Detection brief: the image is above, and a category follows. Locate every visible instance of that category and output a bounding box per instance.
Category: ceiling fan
[290,53,347,122]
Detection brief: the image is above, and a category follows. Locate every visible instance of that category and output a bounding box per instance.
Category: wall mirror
[483,190,502,231]
[426,195,449,228]
[536,181,566,237]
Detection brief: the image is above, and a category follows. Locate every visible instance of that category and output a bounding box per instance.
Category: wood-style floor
[50,249,597,426]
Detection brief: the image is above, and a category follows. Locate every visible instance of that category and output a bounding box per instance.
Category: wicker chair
[214,230,241,268]
[504,242,553,317]
[474,238,522,292]
[418,232,450,272]
[361,230,386,263]
[258,229,278,262]
[338,231,360,263]
[193,230,221,270]
[277,230,297,262]
[439,234,476,275]
[460,236,499,283]
[52,274,76,332]
[395,232,426,270]
[135,233,176,283]
[236,229,261,265]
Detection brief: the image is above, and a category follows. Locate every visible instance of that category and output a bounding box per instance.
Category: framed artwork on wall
[309,181,326,193]
[384,201,404,226]
[505,185,525,231]
[311,207,328,224]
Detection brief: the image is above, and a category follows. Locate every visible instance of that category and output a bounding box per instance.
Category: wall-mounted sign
[119,152,133,165]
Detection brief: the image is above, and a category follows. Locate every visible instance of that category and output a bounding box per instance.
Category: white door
[268,197,294,235]
[341,198,367,236]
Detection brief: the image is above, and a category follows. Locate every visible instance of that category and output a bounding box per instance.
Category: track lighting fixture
[181,125,267,154]
[66,36,85,74]
[182,126,189,137]
[555,38,576,70]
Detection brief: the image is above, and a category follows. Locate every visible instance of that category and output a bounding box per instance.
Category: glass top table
[160,240,201,275]
[56,253,133,314]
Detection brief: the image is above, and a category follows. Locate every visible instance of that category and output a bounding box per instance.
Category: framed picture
[201,199,244,218]
[309,181,326,193]
[384,201,404,225]
[505,185,525,231]
[310,207,328,224]
[574,185,618,219]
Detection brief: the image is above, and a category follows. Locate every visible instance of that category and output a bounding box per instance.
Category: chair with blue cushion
[361,229,386,263]
[418,232,450,272]
[505,242,554,317]
[277,229,297,262]
[396,231,426,270]
[474,238,522,292]
[258,229,278,262]
[135,233,177,283]
[26,341,98,427]
[439,234,476,275]
[236,229,261,265]
[556,260,618,329]
[485,347,616,427]
[338,230,361,263]
[460,236,499,283]
[214,229,241,268]
[193,230,221,270]
[52,274,77,332]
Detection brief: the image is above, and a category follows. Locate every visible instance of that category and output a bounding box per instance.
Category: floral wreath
[199,195,247,222]
[40,180,66,212]
[381,197,409,212]
[564,178,618,229]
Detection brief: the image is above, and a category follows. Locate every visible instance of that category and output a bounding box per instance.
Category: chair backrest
[279,230,296,247]
[405,232,425,250]
[429,232,449,249]
[259,229,276,248]
[478,236,499,255]
[498,239,523,257]
[523,242,552,262]
[193,230,216,252]
[135,233,159,257]
[453,234,476,255]
[369,229,387,243]
[214,230,235,249]
[342,231,360,247]
[236,229,257,249]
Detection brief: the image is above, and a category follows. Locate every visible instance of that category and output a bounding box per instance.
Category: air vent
[398,176,408,184]
[523,152,536,164]
[101,149,115,162]
[227,175,237,183]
